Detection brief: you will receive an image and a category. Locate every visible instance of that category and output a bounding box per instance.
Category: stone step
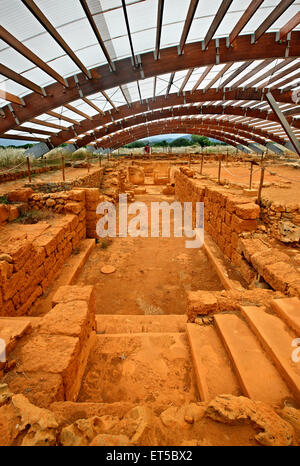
[214,313,293,405]
[95,315,187,334]
[202,234,245,291]
[0,318,32,355]
[270,297,300,335]
[78,332,198,408]
[241,306,300,404]
[186,323,240,402]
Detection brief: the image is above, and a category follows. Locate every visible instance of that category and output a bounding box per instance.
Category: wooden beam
[179,0,199,54]
[14,125,53,135]
[30,118,67,130]
[166,72,175,96]
[278,11,300,41]
[155,0,165,59]
[0,134,43,142]
[64,104,93,120]
[21,0,92,79]
[40,91,300,147]
[229,0,264,45]
[1,32,300,134]
[254,0,295,42]
[203,0,234,50]
[192,65,214,92]
[101,90,119,111]
[245,58,295,88]
[220,61,253,88]
[231,59,274,89]
[82,97,105,115]
[121,0,137,67]
[0,25,67,87]
[79,0,115,71]
[0,88,25,106]
[120,85,131,106]
[204,62,233,91]
[269,71,300,90]
[75,107,288,148]
[263,61,300,88]
[46,110,78,125]
[179,68,194,94]
[265,91,300,155]
[0,63,46,96]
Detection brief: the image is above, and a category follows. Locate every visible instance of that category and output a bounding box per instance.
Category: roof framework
[0,0,300,154]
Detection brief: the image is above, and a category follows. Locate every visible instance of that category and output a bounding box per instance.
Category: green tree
[191,135,211,147]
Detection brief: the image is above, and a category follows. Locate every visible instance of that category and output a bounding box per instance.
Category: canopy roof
[0,0,300,152]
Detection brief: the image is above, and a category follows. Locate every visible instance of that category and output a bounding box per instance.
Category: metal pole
[62,156,65,181]
[26,156,31,183]
[87,152,90,173]
[257,166,265,205]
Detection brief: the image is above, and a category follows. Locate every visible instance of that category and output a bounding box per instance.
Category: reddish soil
[193,161,300,202]
[75,192,223,315]
[0,164,100,194]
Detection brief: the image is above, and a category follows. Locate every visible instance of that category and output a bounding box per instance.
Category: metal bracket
[109,110,114,122]
[8,104,20,125]
[250,33,255,44]
[215,38,220,65]
[74,75,84,98]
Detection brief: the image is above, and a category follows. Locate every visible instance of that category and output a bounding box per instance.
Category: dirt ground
[0,164,100,194]
[192,161,300,203]
[75,192,223,315]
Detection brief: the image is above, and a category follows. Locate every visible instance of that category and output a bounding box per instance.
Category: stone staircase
[187,296,300,407]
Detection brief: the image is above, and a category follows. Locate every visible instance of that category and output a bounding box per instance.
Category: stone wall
[0,189,88,316]
[175,168,300,297]
[25,168,104,193]
[0,166,56,184]
[260,198,300,244]
[5,285,96,406]
[175,168,259,262]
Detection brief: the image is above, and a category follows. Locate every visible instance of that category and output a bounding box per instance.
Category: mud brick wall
[175,169,260,262]
[260,198,300,244]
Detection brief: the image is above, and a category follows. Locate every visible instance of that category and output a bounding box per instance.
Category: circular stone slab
[101,265,116,274]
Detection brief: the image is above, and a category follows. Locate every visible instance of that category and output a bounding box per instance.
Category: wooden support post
[249,161,254,189]
[26,156,31,183]
[200,152,204,175]
[257,166,265,205]
[226,148,229,165]
[218,157,222,184]
[189,153,191,167]
[99,155,101,167]
[62,155,65,181]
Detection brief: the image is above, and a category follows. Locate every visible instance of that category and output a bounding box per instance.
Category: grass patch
[0,195,9,204]
[14,209,53,224]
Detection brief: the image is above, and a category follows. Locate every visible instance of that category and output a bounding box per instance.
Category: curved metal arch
[1,31,299,135]
[75,111,287,148]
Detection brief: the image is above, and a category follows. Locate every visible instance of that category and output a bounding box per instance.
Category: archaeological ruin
[0,0,300,449]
